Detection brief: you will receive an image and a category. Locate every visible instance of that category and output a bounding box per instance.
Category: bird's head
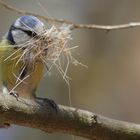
[6,15,45,45]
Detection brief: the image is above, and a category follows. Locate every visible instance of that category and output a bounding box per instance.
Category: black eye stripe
[11,25,37,37]
[7,24,38,46]
[23,30,37,37]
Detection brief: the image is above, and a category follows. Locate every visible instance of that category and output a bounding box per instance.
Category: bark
[0,94,139,140]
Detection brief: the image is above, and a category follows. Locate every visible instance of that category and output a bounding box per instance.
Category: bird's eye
[7,16,45,46]
[11,24,37,38]
[23,30,37,37]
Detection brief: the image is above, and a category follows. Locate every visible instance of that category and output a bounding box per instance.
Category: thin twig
[1,0,140,31]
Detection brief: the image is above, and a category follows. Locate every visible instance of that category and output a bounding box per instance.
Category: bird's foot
[9,91,19,101]
[35,97,58,111]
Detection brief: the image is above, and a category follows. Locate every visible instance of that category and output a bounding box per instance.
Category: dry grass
[5,24,85,86]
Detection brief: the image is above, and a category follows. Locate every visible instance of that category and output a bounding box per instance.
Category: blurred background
[1,0,140,140]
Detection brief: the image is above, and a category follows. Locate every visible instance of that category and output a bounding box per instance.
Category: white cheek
[12,30,31,44]
[2,86,9,94]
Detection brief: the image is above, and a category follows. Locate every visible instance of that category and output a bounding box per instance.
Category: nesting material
[6,24,83,85]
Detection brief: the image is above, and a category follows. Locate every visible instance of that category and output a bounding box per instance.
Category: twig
[0,93,140,140]
[1,0,140,31]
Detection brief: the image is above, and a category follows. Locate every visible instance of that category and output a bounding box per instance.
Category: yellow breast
[0,39,44,99]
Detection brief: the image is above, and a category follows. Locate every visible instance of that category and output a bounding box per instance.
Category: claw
[44,98,58,110]
[36,97,58,112]
[9,91,19,101]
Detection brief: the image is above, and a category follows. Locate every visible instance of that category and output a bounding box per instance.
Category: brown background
[0,0,140,140]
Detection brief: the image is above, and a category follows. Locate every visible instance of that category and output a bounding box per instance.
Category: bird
[0,15,46,100]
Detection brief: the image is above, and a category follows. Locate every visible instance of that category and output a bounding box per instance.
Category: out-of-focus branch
[0,93,140,140]
[1,0,140,31]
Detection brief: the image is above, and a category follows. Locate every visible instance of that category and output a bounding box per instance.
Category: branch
[0,93,140,140]
[1,0,140,31]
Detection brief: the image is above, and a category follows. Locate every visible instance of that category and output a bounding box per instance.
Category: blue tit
[0,15,45,99]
